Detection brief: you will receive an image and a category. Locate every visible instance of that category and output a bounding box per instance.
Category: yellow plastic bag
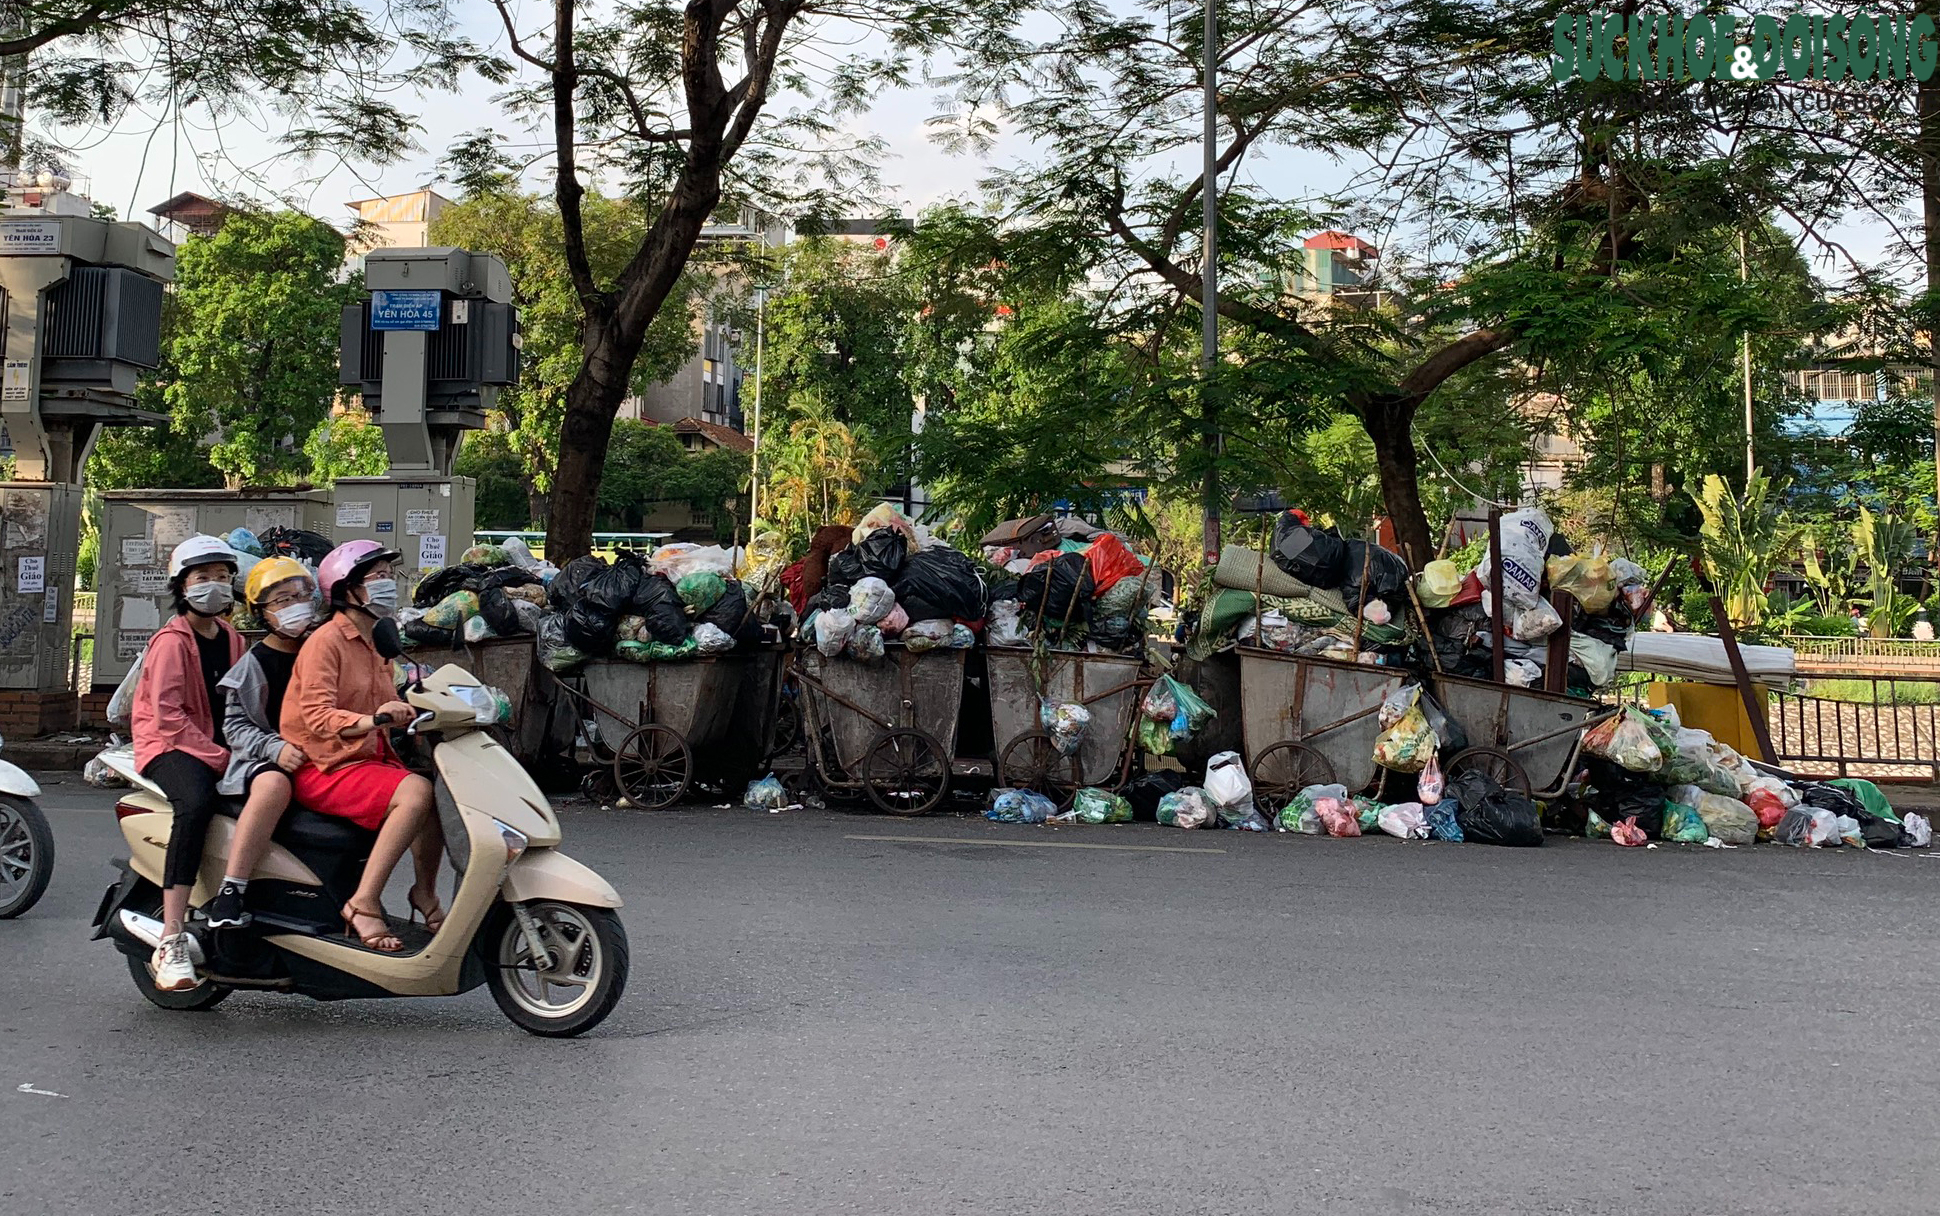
[1415,560,1463,609]
[1546,553,1617,613]
[1373,704,1439,773]
[852,502,917,551]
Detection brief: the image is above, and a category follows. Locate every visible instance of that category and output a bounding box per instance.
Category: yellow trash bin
[1647,681,1768,756]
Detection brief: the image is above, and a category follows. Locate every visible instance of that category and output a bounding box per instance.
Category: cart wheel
[1250,741,1335,807]
[862,728,950,816]
[612,724,693,810]
[996,730,1076,804]
[1445,747,1531,798]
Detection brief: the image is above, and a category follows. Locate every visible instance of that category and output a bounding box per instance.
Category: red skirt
[294,758,415,831]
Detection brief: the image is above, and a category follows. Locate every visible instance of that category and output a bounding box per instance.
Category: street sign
[370,289,442,331]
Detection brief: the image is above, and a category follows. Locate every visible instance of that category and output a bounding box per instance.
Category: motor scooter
[0,736,52,919]
[92,664,628,1037]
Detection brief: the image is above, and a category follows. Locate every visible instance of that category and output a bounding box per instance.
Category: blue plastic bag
[226,527,266,557]
[1425,798,1464,843]
[987,788,1056,824]
[743,775,789,811]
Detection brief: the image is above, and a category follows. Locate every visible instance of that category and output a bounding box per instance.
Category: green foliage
[1689,472,1795,630]
[303,410,387,484]
[597,422,749,536]
[763,410,865,549]
[1854,506,1918,639]
[164,211,356,485]
[455,430,531,531]
[86,426,222,491]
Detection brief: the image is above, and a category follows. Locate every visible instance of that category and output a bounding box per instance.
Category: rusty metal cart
[792,643,969,815]
[1427,672,1618,799]
[1237,646,1412,804]
[985,646,1151,803]
[560,647,785,810]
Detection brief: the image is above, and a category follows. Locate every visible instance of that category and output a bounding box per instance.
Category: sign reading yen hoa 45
[370,289,443,331]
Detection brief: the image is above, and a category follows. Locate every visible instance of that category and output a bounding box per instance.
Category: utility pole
[1740,231,1755,485]
[1199,0,1221,566]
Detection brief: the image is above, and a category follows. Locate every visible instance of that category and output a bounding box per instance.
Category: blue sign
[370,289,442,331]
[376,521,394,533]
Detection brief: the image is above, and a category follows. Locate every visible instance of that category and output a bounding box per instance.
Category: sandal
[408,888,446,934]
[341,900,403,952]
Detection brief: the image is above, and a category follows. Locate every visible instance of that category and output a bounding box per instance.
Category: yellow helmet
[245,557,315,609]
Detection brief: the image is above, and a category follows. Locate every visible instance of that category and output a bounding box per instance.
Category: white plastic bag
[848,577,897,625]
[693,623,735,653]
[1904,813,1932,847]
[1417,755,1445,804]
[1807,809,1839,847]
[1569,634,1619,688]
[105,644,150,729]
[1504,659,1542,687]
[988,599,1030,647]
[815,608,856,657]
[1377,801,1429,839]
[1204,750,1252,809]
[1041,700,1091,757]
[1477,507,1552,611]
[502,536,541,569]
[1512,598,1563,641]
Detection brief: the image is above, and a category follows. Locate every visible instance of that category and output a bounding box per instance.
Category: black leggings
[142,751,230,890]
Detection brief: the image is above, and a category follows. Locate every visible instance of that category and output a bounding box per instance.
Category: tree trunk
[545,316,639,560]
[1919,12,1940,557]
[1363,396,1434,572]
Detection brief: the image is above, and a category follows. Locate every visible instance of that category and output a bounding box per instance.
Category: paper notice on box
[1,360,28,403]
[125,567,167,595]
[417,534,446,570]
[42,587,57,623]
[119,597,160,631]
[405,509,440,536]
[16,556,44,594]
[116,629,149,660]
[245,505,296,536]
[336,501,373,528]
[120,537,154,567]
[148,506,196,551]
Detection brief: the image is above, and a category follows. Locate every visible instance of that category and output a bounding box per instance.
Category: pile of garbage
[401,539,557,650]
[986,532,1161,654]
[1560,703,1929,848]
[220,526,336,630]
[799,505,986,660]
[1190,514,1413,664]
[537,543,776,673]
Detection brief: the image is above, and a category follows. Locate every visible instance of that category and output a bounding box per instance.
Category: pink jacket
[131,614,244,775]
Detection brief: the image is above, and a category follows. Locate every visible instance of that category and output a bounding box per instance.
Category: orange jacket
[281,612,396,773]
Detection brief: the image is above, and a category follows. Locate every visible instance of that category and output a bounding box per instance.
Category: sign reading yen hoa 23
[1553,11,1940,81]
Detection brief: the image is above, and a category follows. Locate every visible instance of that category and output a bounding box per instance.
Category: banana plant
[1798,527,1860,616]
[1853,505,1917,638]
[1689,472,1797,630]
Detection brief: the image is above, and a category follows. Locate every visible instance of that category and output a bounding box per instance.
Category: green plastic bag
[1277,782,1348,832]
[1586,810,1612,839]
[1663,800,1709,843]
[420,590,481,631]
[677,571,727,616]
[1072,787,1132,824]
[1826,778,1899,825]
[1354,796,1385,832]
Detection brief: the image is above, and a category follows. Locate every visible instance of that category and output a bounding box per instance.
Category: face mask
[361,579,399,617]
[185,581,234,616]
[269,602,317,637]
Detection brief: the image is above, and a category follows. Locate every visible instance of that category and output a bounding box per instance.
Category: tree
[302,409,388,484]
[87,425,221,492]
[164,211,357,486]
[428,183,701,524]
[3,3,498,166]
[484,0,1027,560]
[453,429,531,531]
[1691,472,1796,631]
[764,410,865,549]
[596,421,749,538]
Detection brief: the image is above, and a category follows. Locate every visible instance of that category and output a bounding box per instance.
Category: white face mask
[184,581,234,616]
[361,578,399,617]
[269,602,317,637]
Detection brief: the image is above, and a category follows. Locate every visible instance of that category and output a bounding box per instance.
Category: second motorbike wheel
[0,794,53,919]
[124,953,230,1012]
[612,724,693,810]
[486,901,630,1038]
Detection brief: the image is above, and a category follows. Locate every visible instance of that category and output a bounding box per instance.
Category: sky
[38,4,1891,275]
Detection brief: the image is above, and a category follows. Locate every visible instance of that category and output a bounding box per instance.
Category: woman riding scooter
[282,541,442,953]
[130,535,246,992]
[202,557,322,931]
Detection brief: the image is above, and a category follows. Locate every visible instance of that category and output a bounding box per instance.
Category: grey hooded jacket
[215,645,294,796]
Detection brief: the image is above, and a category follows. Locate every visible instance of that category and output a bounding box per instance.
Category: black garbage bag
[629,572,689,644]
[1450,768,1545,846]
[565,600,619,655]
[1417,690,1470,756]
[1573,597,1634,650]
[1800,784,1865,819]
[585,555,646,616]
[699,582,763,646]
[1087,614,1140,652]
[403,618,459,650]
[550,555,608,609]
[1017,552,1095,629]
[258,526,335,566]
[479,566,542,591]
[1270,516,1347,588]
[1123,771,1190,822]
[985,575,1021,606]
[1338,540,1411,614]
[1583,757,1666,838]
[822,548,866,602]
[414,562,490,608]
[1860,814,1901,849]
[855,528,908,583]
[894,547,986,621]
[476,585,521,638]
[1542,794,1590,837]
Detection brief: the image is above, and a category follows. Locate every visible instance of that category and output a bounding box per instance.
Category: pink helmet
[318,539,402,604]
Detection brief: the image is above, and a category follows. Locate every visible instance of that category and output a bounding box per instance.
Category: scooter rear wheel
[486,902,628,1038]
[125,953,230,1012]
[0,794,53,919]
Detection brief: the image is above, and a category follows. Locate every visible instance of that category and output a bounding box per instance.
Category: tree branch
[0,2,115,59]
[545,0,601,310]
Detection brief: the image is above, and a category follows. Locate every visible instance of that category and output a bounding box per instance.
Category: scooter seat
[272,808,378,855]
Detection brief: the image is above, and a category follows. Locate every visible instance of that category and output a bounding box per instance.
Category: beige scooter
[92,664,628,1037]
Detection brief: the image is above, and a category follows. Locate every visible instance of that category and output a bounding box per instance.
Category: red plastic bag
[781,558,808,615]
[1316,797,1362,837]
[1745,788,1787,829]
[1085,533,1146,594]
[1451,571,1485,607]
[1611,815,1647,847]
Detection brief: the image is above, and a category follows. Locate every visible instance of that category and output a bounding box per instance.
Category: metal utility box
[330,476,475,601]
[0,482,81,691]
[92,488,336,687]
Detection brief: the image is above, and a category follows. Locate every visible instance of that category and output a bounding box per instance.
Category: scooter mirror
[372,617,408,662]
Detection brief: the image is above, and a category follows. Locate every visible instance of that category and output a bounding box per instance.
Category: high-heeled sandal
[341,900,403,952]
[407,890,446,934]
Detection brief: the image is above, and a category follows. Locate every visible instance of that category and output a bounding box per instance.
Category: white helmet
[167,534,239,580]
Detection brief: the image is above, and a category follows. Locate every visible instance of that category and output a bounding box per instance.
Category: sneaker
[204,882,252,929]
[152,933,201,993]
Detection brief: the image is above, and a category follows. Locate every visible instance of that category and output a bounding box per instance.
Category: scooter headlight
[494,820,529,865]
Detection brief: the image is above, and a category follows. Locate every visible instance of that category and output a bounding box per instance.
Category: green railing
[1776,635,1940,660]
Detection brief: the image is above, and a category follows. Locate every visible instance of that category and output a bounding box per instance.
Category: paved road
[4,778,1938,1215]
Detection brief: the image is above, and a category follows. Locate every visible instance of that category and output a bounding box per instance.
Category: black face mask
[371,617,406,661]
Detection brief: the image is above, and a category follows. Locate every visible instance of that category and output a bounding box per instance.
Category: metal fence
[1770,676,1940,782]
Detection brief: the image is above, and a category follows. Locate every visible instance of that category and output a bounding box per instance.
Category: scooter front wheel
[124,953,230,1012]
[486,901,628,1038]
[0,794,54,918]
